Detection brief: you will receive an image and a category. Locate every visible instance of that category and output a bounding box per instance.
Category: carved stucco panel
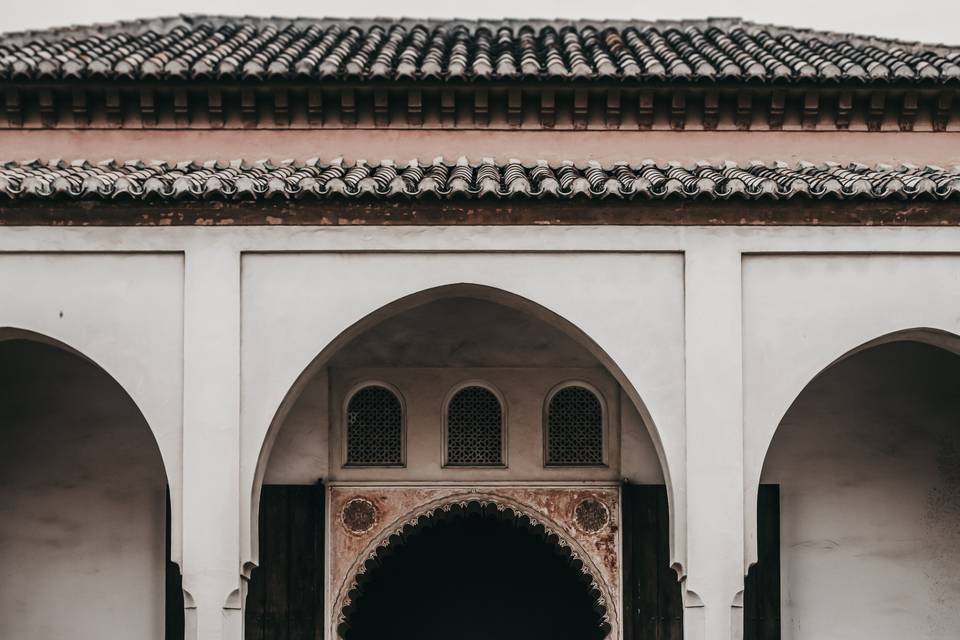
[328,484,621,639]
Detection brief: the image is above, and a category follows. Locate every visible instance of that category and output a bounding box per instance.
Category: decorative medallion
[341,497,378,535]
[574,498,610,533]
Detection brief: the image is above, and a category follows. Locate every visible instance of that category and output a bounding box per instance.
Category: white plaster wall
[263,370,329,485]
[743,253,960,566]
[0,252,184,560]
[762,341,960,640]
[621,394,665,484]
[0,340,167,640]
[325,296,601,368]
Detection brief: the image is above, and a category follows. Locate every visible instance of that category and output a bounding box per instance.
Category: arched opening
[0,337,177,640]
[342,502,607,640]
[254,284,669,519]
[545,383,606,466]
[751,338,960,639]
[260,287,664,490]
[249,285,673,640]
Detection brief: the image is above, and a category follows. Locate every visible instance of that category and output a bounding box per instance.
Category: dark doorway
[344,510,606,640]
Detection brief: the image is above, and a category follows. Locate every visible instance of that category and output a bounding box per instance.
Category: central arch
[250,282,674,566]
[336,495,614,640]
[246,279,673,640]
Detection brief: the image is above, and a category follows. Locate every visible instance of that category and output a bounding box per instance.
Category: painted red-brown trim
[3,198,959,226]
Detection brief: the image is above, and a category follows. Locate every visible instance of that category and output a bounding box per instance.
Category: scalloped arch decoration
[333,491,617,639]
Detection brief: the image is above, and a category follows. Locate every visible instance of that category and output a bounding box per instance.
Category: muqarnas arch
[335,493,615,640]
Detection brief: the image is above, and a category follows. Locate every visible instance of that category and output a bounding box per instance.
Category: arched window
[345,384,404,466]
[445,385,504,467]
[545,384,604,466]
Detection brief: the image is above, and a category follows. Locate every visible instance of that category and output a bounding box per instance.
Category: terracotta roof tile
[2,158,958,201]
[3,15,960,83]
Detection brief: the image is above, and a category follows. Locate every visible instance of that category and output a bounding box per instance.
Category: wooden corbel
[702,90,719,130]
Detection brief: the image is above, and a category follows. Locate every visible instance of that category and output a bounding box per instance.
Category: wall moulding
[328,484,622,640]
[4,198,960,227]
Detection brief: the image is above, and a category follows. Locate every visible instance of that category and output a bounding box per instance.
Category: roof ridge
[2,14,958,50]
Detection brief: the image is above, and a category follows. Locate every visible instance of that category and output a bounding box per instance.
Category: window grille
[345,385,403,466]
[446,385,504,466]
[546,385,604,465]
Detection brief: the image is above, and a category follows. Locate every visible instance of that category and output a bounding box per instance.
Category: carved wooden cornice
[6,17,960,131]
[1,81,958,131]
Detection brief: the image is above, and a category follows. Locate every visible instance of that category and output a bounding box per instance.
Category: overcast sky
[3,0,959,45]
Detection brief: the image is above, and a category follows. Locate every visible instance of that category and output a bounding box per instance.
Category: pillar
[181,246,242,640]
[682,245,746,640]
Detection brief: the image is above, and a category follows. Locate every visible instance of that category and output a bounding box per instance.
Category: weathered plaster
[327,485,621,640]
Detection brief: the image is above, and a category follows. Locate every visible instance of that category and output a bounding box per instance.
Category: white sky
[3,0,959,45]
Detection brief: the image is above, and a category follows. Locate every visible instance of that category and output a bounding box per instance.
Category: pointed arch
[0,326,173,486]
[748,326,960,522]
[746,326,960,637]
[248,283,673,570]
[0,326,176,639]
[334,493,616,639]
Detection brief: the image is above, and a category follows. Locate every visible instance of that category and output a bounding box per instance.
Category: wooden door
[744,484,780,640]
[246,484,325,640]
[622,484,683,640]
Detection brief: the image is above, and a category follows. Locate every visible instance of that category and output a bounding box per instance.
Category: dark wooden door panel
[744,484,780,640]
[622,484,683,640]
[246,484,325,640]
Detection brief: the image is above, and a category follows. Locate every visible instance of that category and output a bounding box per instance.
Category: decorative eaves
[2,15,960,83]
[3,158,959,201]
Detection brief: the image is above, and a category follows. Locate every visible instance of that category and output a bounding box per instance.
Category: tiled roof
[2,15,960,83]
[2,158,959,201]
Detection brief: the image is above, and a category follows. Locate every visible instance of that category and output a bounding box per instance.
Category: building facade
[1,15,959,640]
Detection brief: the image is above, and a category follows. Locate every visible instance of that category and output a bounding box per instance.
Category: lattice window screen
[546,386,604,465]
[345,385,403,466]
[446,386,504,466]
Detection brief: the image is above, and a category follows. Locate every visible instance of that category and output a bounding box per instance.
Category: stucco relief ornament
[334,492,615,638]
[574,498,611,533]
[340,497,378,535]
